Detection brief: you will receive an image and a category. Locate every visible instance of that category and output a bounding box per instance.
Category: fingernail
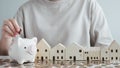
[14,33,17,36]
[17,29,20,32]
[14,33,18,37]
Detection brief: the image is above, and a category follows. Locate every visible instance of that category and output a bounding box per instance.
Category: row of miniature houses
[36,39,120,63]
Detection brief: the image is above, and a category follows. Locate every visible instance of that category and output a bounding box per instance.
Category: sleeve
[89,0,114,47]
[13,7,26,38]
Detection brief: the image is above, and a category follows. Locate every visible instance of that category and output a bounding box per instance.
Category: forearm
[0,37,12,55]
[0,19,20,55]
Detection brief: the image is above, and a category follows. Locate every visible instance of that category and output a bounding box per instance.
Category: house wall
[100,48,109,61]
[66,43,84,61]
[50,44,66,61]
[109,42,120,63]
[36,39,51,61]
[84,47,100,61]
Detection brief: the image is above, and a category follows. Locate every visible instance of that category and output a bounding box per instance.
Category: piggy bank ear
[32,37,37,43]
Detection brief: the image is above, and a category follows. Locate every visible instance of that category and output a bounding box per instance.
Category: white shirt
[14,0,113,47]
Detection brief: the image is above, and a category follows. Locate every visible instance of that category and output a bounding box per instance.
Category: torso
[18,0,91,47]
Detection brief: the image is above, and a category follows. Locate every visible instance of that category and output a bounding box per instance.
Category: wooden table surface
[0,56,120,68]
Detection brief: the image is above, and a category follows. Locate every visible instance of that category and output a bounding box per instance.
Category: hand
[0,19,21,55]
[2,19,21,39]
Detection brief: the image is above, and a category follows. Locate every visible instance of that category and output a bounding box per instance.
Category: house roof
[66,42,84,49]
[52,43,65,49]
[108,40,119,49]
[37,38,51,48]
[84,47,100,51]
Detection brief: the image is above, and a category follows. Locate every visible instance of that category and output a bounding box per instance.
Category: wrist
[0,35,12,55]
[0,39,8,55]
[1,35,13,46]
[1,34,12,40]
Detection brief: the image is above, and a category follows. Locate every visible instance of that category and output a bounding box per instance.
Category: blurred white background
[0,0,120,44]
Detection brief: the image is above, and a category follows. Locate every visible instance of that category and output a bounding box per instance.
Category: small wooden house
[66,42,84,61]
[84,47,100,62]
[108,40,120,63]
[36,39,51,61]
[100,47,109,62]
[50,43,66,61]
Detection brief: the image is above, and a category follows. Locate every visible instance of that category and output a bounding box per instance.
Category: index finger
[9,19,20,33]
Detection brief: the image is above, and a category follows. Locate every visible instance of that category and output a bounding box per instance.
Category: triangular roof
[108,40,120,49]
[66,42,84,49]
[84,47,100,51]
[37,38,51,49]
[52,43,65,49]
[100,46,109,50]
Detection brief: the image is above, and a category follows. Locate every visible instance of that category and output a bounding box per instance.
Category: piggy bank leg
[17,60,24,64]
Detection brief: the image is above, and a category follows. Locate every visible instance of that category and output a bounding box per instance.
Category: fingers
[9,19,20,33]
[2,24,14,36]
[4,20,16,35]
[2,19,21,37]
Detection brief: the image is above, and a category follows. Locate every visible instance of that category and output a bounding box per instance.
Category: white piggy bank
[8,36,37,64]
